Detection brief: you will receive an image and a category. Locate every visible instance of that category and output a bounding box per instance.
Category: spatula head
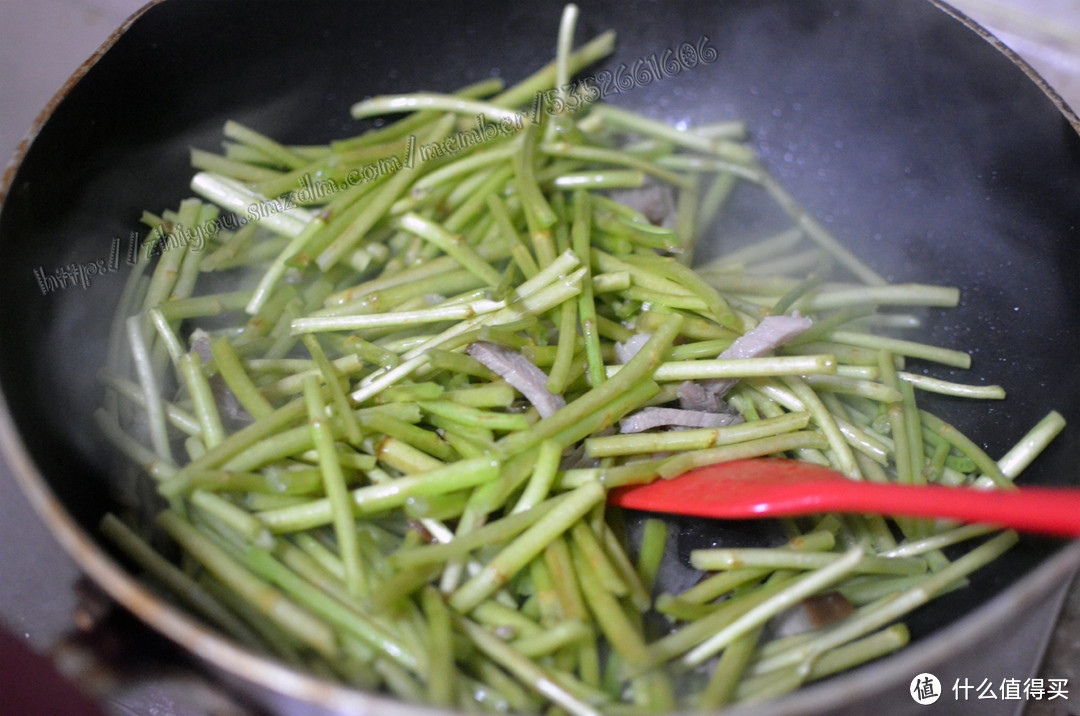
[607,458,848,517]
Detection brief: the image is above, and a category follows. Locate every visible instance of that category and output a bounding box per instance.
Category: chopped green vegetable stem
[96,13,1064,712]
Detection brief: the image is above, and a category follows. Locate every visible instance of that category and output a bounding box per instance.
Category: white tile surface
[1,0,148,166]
[949,0,1080,111]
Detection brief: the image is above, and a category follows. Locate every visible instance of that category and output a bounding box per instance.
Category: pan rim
[931,0,1080,134]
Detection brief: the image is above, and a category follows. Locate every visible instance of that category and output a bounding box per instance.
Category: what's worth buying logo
[911,673,942,705]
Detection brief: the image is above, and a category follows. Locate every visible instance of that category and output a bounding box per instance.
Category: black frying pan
[2,1,1079,714]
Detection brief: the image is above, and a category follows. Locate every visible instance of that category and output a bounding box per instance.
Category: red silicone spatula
[607,458,1080,537]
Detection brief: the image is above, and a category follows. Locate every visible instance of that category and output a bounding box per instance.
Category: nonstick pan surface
[1,1,1079,714]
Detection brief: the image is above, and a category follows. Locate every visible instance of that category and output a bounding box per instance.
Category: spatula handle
[790,481,1080,537]
[759,481,1080,538]
[609,461,1080,537]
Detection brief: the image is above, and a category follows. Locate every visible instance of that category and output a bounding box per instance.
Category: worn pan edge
[932,0,1080,132]
[0,0,164,209]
